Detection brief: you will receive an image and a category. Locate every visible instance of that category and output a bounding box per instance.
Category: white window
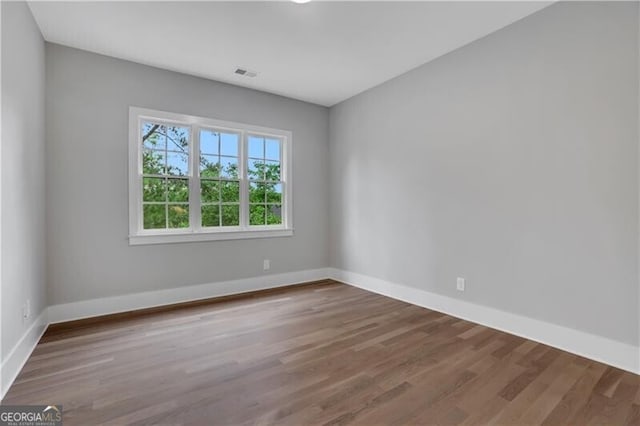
[128,107,293,245]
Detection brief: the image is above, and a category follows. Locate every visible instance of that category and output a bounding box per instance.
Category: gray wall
[329,2,639,345]
[1,2,47,359]
[46,44,329,305]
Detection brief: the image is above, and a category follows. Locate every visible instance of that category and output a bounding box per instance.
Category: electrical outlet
[456,277,465,292]
[263,259,270,271]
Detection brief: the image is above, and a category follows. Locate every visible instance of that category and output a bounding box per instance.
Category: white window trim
[128,106,293,245]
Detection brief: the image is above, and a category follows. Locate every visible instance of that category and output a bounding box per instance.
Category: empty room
[2,0,640,424]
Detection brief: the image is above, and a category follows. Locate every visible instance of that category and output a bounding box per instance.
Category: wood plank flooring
[3,280,640,425]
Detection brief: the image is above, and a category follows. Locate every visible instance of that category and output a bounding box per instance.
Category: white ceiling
[28,1,551,107]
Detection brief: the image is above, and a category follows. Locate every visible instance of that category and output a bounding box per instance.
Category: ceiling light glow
[291,0,312,4]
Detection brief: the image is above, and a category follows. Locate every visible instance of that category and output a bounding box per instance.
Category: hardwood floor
[3,280,640,425]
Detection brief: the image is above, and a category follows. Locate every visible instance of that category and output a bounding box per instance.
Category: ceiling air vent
[234,67,257,78]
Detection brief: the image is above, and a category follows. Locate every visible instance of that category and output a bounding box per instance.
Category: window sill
[129,228,294,245]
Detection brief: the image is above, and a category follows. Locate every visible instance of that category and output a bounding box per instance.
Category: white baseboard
[1,268,328,400]
[48,268,330,324]
[1,309,49,400]
[3,267,636,402]
[329,268,639,374]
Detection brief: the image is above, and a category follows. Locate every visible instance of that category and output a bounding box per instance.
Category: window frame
[129,107,293,245]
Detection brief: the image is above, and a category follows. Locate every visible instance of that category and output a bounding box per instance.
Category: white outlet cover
[456,277,465,291]
[263,259,270,270]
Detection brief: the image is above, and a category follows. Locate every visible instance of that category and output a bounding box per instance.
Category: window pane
[265,139,280,161]
[143,150,165,175]
[168,204,189,228]
[135,111,290,238]
[167,178,189,202]
[200,155,220,178]
[201,204,220,227]
[264,161,280,181]
[167,151,188,176]
[166,126,190,152]
[142,123,167,151]
[249,182,265,203]
[221,204,240,226]
[220,156,239,179]
[266,183,282,203]
[221,181,240,203]
[267,204,282,225]
[143,204,166,229]
[248,136,264,159]
[248,159,264,181]
[220,133,239,157]
[143,178,165,202]
[201,180,220,203]
[250,204,266,226]
[200,130,219,155]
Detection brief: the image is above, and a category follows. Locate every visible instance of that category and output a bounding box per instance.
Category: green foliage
[200,176,240,227]
[142,175,190,229]
[143,204,165,229]
[141,124,283,229]
[248,161,282,226]
[249,204,282,226]
[168,205,189,228]
[201,204,220,228]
